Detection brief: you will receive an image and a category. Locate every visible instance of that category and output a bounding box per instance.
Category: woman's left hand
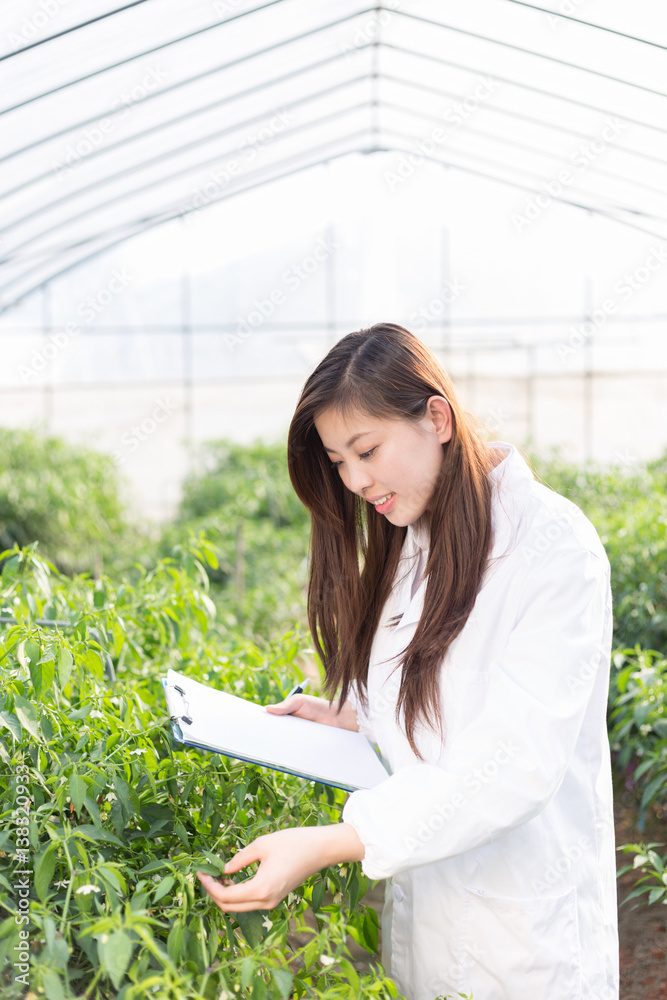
[197,823,364,913]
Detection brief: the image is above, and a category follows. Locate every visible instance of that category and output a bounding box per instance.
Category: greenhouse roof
[1,0,666,314]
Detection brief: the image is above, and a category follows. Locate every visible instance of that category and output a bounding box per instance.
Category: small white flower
[333,891,343,904]
[129,748,147,756]
[105,792,117,803]
[320,954,335,966]
[261,916,273,931]
[53,879,70,888]
[89,710,104,719]
[76,884,101,895]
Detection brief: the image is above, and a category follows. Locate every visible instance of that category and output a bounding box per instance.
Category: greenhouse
[0,0,666,997]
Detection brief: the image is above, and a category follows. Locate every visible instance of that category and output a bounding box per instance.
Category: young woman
[198,323,619,1000]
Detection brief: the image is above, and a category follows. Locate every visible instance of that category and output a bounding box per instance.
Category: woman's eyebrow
[323,431,372,453]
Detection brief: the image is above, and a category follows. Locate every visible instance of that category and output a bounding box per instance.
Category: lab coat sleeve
[342,531,613,879]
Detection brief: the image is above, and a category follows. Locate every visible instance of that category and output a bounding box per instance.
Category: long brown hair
[287,323,495,757]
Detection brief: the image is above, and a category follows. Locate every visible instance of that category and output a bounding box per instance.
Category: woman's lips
[372,492,396,514]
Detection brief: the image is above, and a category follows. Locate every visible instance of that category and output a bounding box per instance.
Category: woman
[198,323,619,1000]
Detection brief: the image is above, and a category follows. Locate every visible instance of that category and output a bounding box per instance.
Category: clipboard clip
[169,684,193,726]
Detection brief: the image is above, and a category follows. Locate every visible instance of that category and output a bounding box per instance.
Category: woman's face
[314,397,452,527]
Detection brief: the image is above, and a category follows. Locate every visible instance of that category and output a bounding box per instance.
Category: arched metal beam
[7,68,665,246]
[0,42,375,164]
[2,132,666,313]
[392,7,667,99]
[5,85,666,274]
[0,3,371,115]
[5,57,667,219]
[0,0,154,61]
[0,100,373,265]
[384,42,667,138]
[381,99,667,201]
[494,0,667,49]
[0,73,370,206]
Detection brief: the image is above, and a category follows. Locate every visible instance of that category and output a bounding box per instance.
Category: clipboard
[161,668,390,792]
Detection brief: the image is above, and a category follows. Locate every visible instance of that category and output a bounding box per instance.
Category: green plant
[609,647,667,826]
[531,447,667,653]
[0,428,129,576]
[0,543,397,999]
[617,844,667,907]
[162,441,311,638]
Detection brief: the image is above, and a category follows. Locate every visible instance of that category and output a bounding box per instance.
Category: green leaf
[251,974,268,1000]
[241,957,256,989]
[31,653,55,700]
[72,824,124,847]
[114,773,138,823]
[13,695,41,741]
[271,968,293,1000]
[235,910,266,948]
[167,922,185,964]
[57,647,73,688]
[69,772,87,814]
[68,704,92,722]
[234,781,248,809]
[363,906,379,953]
[138,859,164,874]
[82,648,104,681]
[153,875,175,902]
[174,819,189,848]
[303,936,319,971]
[0,711,21,742]
[311,877,326,911]
[101,930,133,989]
[35,845,56,902]
[41,968,66,1000]
[648,887,666,904]
[338,958,360,994]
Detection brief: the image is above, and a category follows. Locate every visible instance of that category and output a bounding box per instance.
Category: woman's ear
[426,396,453,444]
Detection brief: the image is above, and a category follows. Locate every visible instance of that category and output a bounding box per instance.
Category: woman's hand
[265,694,359,731]
[197,823,365,912]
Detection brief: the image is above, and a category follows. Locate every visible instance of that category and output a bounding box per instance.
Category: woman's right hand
[265,694,359,731]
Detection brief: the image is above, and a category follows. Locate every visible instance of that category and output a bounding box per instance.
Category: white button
[393,885,404,902]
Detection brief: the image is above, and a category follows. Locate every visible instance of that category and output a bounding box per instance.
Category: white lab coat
[343,442,619,1000]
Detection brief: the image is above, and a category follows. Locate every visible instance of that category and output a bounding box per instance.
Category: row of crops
[0,428,666,998]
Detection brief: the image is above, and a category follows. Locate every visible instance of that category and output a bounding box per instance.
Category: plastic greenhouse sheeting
[1,0,666,313]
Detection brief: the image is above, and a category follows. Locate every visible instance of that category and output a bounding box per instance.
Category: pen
[286,679,309,698]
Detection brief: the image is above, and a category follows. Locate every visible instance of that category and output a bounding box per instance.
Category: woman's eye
[330,447,376,469]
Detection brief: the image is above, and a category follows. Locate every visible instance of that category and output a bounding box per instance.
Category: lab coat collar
[397,442,534,629]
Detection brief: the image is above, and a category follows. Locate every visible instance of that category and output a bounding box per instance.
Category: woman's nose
[344,462,374,496]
